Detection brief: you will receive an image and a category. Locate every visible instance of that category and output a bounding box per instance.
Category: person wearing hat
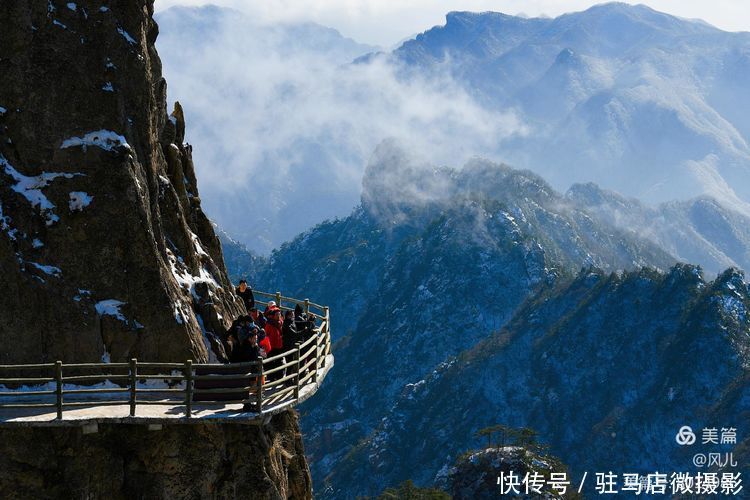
[264,304,284,380]
[264,305,284,352]
[250,306,266,329]
[234,326,267,363]
[226,314,249,359]
[232,317,269,359]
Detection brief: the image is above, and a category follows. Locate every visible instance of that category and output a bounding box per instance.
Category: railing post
[304,298,310,315]
[184,359,193,418]
[55,361,63,420]
[256,361,264,414]
[275,291,281,308]
[294,341,301,400]
[313,330,319,384]
[129,358,137,417]
[322,306,330,367]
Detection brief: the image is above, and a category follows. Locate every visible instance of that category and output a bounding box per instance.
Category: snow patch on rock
[95,299,127,322]
[60,129,130,152]
[2,153,81,224]
[0,202,17,240]
[28,262,62,277]
[69,191,93,211]
[117,27,136,45]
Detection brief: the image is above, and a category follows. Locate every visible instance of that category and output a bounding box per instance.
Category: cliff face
[0,412,310,500]
[0,1,242,364]
[0,3,313,498]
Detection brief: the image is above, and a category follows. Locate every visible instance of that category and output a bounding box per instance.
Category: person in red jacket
[264,305,284,351]
[264,305,285,381]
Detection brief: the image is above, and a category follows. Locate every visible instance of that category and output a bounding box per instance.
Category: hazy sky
[154,0,750,46]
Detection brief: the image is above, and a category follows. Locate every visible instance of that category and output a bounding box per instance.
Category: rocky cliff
[0,2,312,498]
[0,412,310,500]
[0,1,242,364]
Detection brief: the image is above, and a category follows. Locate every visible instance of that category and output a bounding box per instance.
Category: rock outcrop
[0,1,242,364]
[440,447,568,500]
[0,2,313,498]
[0,412,311,500]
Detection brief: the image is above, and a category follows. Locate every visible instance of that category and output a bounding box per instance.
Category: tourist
[282,310,303,352]
[264,305,284,380]
[235,279,255,312]
[294,304,316,338]
[294,304,317,371]
[226,314,252,358]
[264,305,284,352]
[250,306,266,329]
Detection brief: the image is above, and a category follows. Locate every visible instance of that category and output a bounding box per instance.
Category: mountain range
[386,3,750,212]
[156,2,750,253]
[153,3,750,496]
[237,141,750,497]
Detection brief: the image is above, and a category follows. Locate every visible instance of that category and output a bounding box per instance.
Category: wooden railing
[0,292,332,420]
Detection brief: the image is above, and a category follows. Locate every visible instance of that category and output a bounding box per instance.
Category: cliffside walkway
[0,291,332,427]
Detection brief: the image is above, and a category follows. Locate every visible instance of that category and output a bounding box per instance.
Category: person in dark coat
[233,323,267,363]
[235,279,255,312]
[282,310,304,352]
[226,315,249,358]
[293,304,317,373]
[250,306,266,329]
[293,304,316,338]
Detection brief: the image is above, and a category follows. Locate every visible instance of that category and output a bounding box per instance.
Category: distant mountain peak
[554,47,577,64]
[444,10,515,25]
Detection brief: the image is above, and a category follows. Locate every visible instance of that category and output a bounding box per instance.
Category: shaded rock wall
[0,0,243,363]
[0,412,311,500]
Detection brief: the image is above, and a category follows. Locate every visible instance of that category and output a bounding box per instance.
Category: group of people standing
[225,280,317,374]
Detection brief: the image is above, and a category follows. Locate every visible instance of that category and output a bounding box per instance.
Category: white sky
[153,0,750,46]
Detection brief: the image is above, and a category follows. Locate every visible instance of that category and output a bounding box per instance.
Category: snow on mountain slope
[391,3,750,211]
[327,265,750,497]
[156,3,750,255]
[567,182,750,276]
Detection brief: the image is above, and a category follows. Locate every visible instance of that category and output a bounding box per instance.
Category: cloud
[155,7,526,252]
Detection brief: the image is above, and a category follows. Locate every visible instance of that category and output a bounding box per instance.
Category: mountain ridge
[154,2,750,253]
[387,2,750,213]
[227,140,750,497]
